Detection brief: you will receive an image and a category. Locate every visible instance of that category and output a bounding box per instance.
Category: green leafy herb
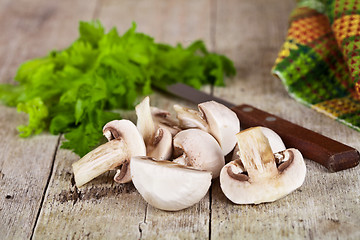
[0,20,236,157]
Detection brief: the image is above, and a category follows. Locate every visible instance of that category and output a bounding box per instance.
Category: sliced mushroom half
[173,129,225,178]
[232,127,286,161]
[151,106,181,136]
[131,156,212,211]
[220,127,306,204]
[174,101,240,156]
[72,119,146,187]
[136,97,173,160]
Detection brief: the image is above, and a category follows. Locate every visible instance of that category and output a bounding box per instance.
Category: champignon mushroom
[130,156,212,211]
[174,101,240,155]
[136,97,173,160]
[151,106,181,136]
[220,127,306,204]
[72,119,146,187]
[260,127,286,153]
[232,127,286,161]
[173,129,225,178]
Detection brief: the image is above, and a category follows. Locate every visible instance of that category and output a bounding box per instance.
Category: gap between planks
[29,135,62,240]
[29,1,103,238]
[92,0,103,21]
[92,1,151,239]
[138,203,148,239]
[209,1,217,240]
[29,0,219,239]
[209,0,218,97]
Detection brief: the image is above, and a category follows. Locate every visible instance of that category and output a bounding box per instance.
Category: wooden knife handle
[232,104,360,172]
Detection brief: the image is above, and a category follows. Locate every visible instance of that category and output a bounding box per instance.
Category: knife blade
[163,83,360,172]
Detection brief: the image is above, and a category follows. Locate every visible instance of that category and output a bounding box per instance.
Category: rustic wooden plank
[98,0,213,47]
[113,1,215,236]
[0,109,59,240]
[33,136,147,239]
[0,0,98,239]
[140,193,210,239]
[32,0,214,239]
[98,0,214,96]
[211,0,360,239]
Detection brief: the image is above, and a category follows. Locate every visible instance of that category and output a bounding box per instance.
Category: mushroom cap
[174,101,240,156]
[102,119,146,183]
[151,106,181,136]
[220,148,306,204]
[232,127,286,161]
[173,129,225,178]
[260,127,286,153]
[198,101,240,155]
[136,97,173,160]
[131,156,212,211]
[173,104,207,131]
[103,119,146,155]
[148,127,173,160]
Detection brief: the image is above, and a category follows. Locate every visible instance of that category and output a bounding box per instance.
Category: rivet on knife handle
[232,104,360,172]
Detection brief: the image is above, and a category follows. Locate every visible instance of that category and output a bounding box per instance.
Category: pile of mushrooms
[72,96,306,211]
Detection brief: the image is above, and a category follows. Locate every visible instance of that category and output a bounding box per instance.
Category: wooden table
[1,0,359,239]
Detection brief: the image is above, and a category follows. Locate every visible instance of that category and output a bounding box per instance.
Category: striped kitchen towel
[272,0,360,131]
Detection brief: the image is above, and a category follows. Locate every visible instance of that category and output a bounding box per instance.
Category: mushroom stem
[236,127,278,180]
[221,127,306,204]
[72,139,129,187]
[136,96,156,143]
[173,104,208,131]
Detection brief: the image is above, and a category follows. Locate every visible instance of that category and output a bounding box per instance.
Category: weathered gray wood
[32,0,213,239]
[114,1,216,236]
[32,137,147,239]
[1,0,360,239]
[140,194,210,239]
[212,0,360,239]
[0,108,59,240]
[0,0,98,239]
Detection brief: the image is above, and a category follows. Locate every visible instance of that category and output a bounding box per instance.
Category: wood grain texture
[32,0,213,239]
[0,108,59,240]
[1,0,360,239]
[212,0,360,239]
[0,0,98,239]
[33,137,147,239]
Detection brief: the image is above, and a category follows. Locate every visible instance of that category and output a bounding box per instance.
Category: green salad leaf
[0,20,236,157]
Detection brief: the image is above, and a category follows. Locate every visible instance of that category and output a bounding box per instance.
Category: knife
[161,83,360,172]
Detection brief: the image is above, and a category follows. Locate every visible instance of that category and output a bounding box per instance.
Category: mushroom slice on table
[151,106,181,136]
[220,127,306,204]
[174,101,240,156]
[131,156,212,211]
[232,127,286,161]
[136,97,173,160]
[72,120,146,187]
[173,129,225,178]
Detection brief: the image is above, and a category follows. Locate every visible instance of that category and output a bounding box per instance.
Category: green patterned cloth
[272,0,360,131]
